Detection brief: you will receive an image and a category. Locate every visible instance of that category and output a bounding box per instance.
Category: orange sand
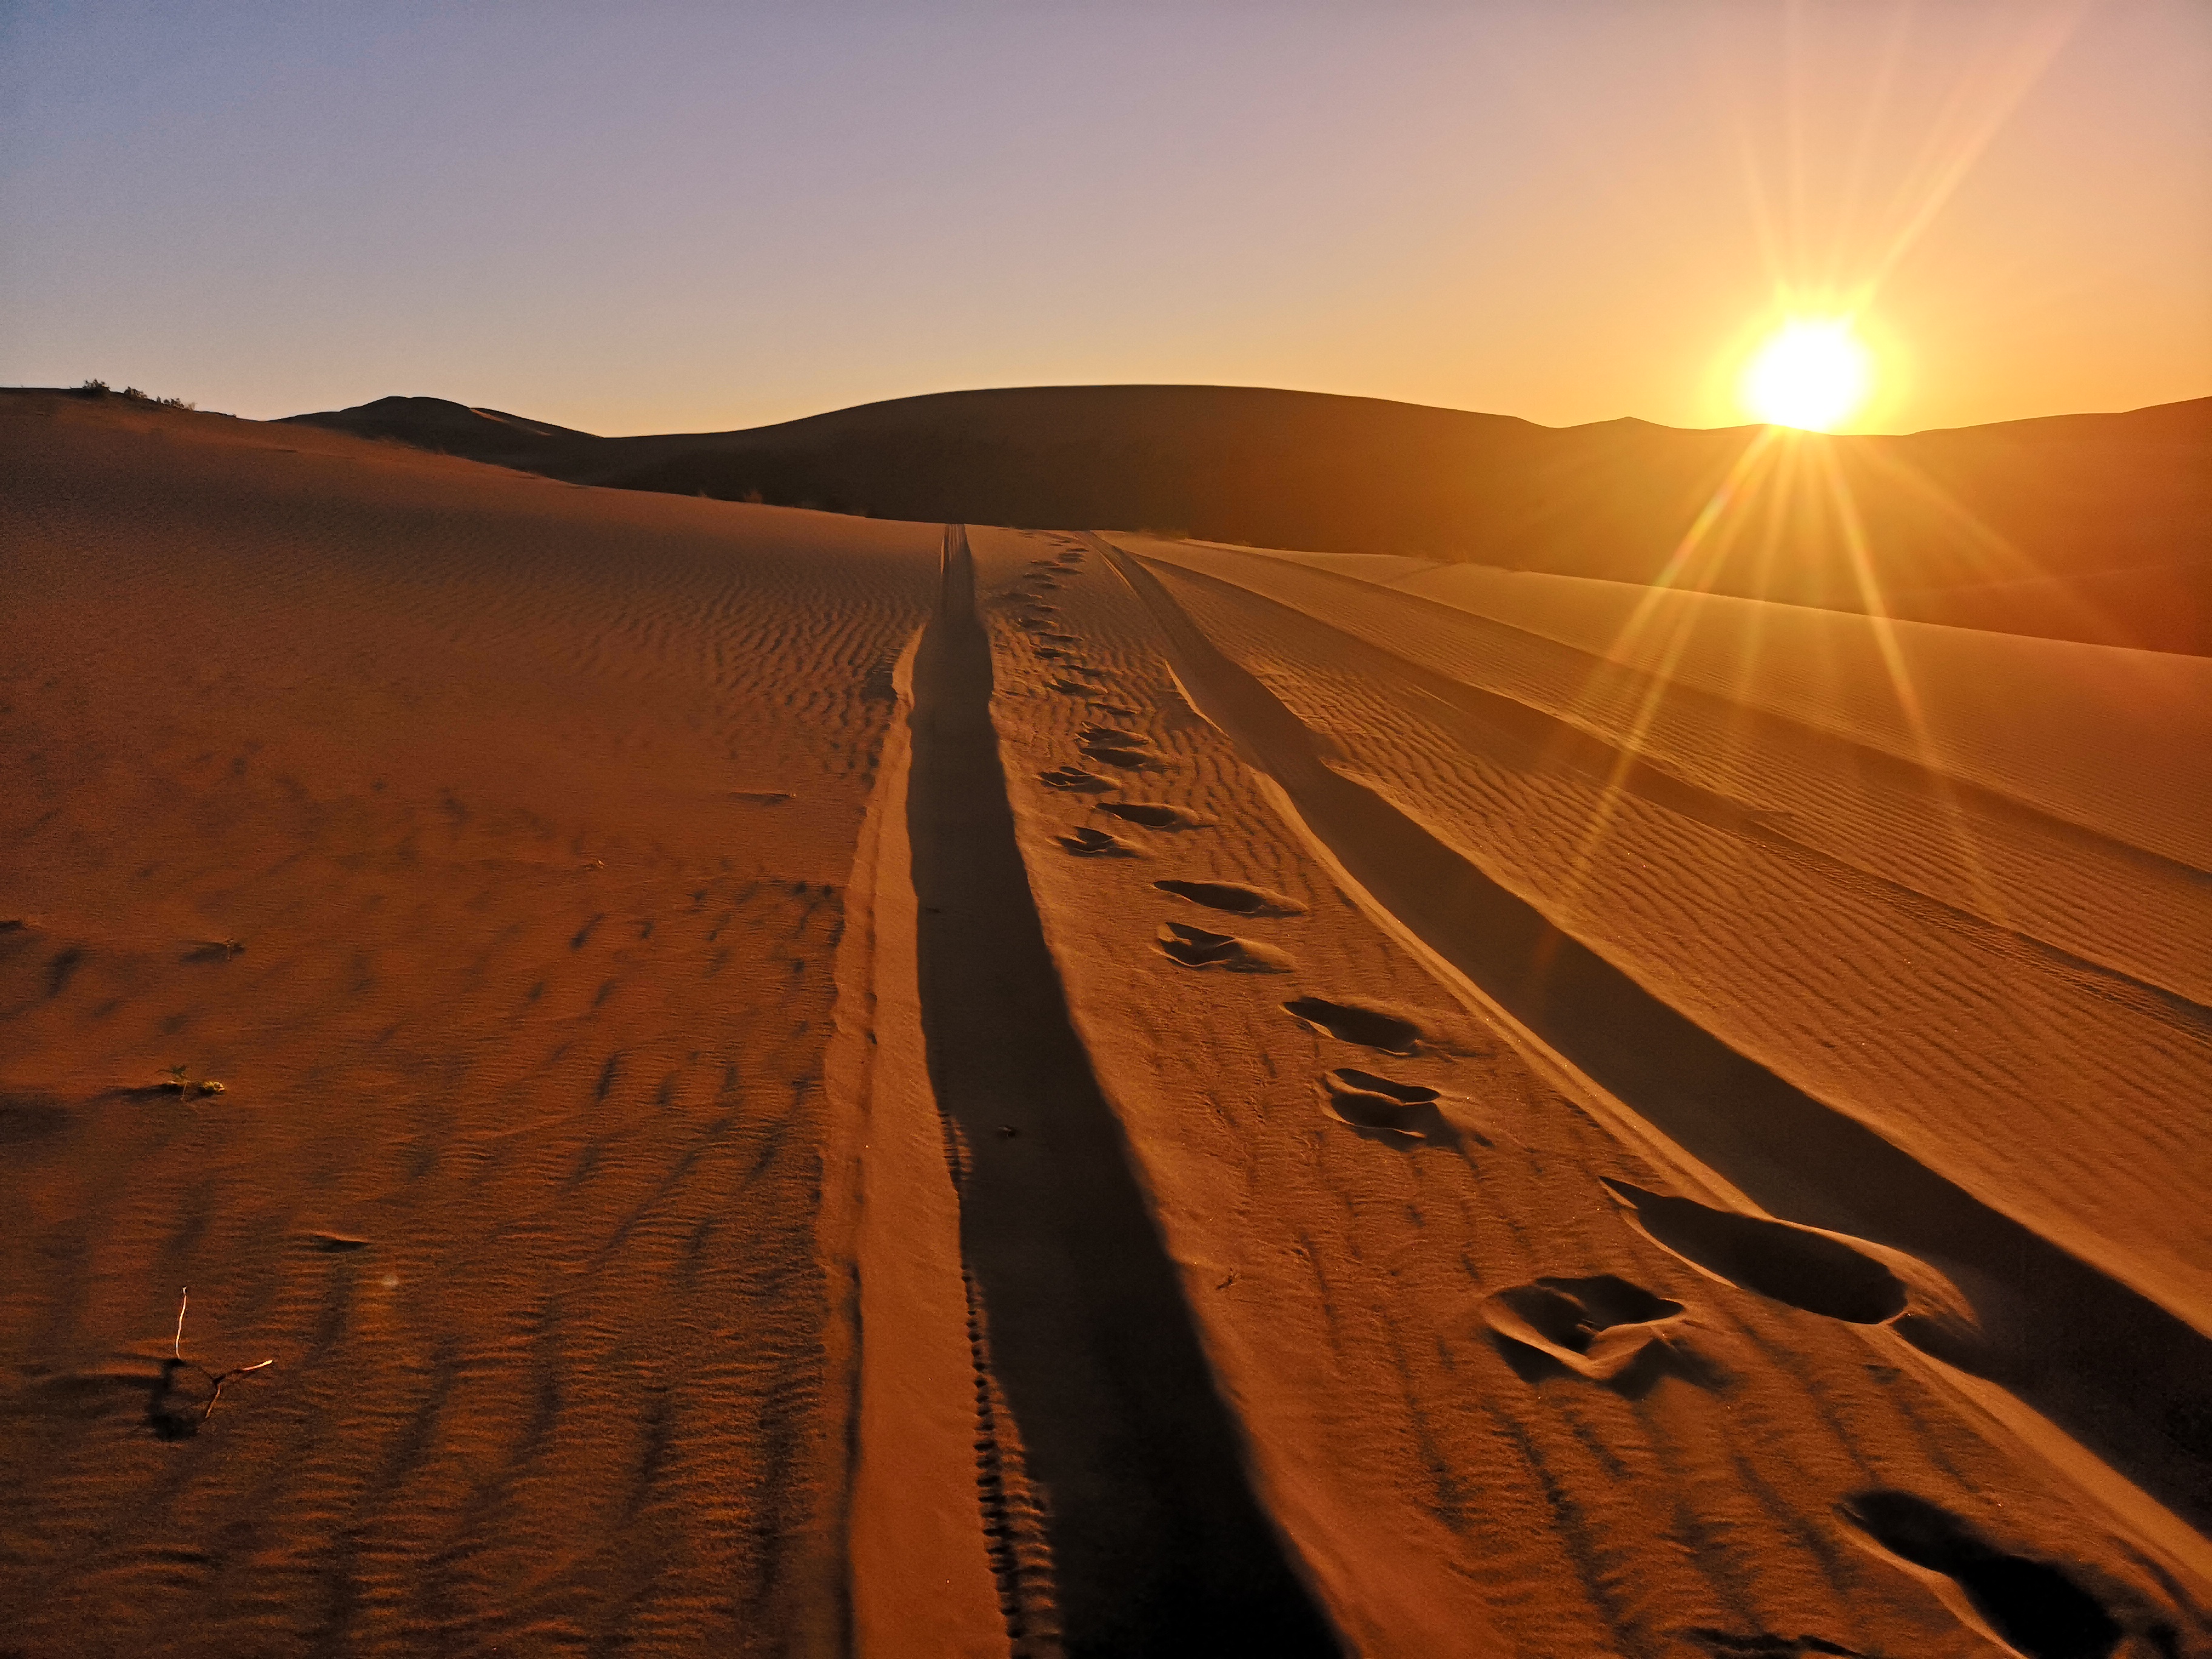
[3,390,2207,1657]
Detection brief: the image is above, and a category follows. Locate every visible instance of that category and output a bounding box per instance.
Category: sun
[1740,317,1875,431]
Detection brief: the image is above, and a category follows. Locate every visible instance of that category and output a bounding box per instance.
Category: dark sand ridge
[5,390,2210,1655]
[281,385,2212,655]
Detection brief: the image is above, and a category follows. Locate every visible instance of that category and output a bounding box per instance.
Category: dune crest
[284,383,2212,655]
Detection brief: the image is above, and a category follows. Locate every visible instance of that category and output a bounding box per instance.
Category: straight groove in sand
[904,525,1340,1659]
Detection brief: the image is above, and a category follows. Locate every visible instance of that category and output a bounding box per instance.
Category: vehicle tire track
[905,525,1340,1658]
[1105,537,2212,1540]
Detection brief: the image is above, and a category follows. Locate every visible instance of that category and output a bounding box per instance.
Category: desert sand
[4,387,2209,1657]
[289,387,2212,655]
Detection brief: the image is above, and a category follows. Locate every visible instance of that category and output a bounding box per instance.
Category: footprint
[1089,704,1143,720]
[1155,879,1304,917]
[1078,723,1150,747]
[1060,826,1136,857]
[1035,648,1074,661]
[1046,679,1100,696]
[1040,767,1111,792]
[1480,1273,1697,1385]
[1156,922,1293,974]
[1318,1068,1455,1141]
[1600,1181,1981,1359]
[1282,996,1424,1054]
[1034,632,1082,645]
[730,790,794,805]
[1680,1634,1863,1657]
[1057,666,1110,682]
[1839,1491,2125,1659]
[1099,802,1211,830]
[1081,743,1160,771]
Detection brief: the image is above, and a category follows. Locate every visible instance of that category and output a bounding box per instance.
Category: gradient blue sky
[4,1,2207,434]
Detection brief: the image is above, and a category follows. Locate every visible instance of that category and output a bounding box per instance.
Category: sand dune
[287,385,2212,655]
[4,389,2208,1656]
[0,392,962,1655]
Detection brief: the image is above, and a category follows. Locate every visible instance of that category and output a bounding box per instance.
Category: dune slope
[4,394,2207,1657]
[285,385,2212,654]
[0,394,950,1657]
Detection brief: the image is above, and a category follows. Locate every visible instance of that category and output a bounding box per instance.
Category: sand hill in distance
[287,384,2212,655]
[4,382,2211,1658]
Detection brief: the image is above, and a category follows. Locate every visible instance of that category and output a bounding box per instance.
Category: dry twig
[167,1286,275,1426]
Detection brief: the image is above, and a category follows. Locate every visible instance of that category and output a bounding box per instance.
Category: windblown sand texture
[4,389,2208,1657]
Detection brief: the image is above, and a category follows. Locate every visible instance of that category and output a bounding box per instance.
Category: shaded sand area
[0,394,955,1655]
[4,392,2209,1656]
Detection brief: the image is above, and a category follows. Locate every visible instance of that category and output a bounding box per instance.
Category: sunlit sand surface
[4,390,2208,1656]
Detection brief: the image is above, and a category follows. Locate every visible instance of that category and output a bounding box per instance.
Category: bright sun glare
[1740,317,1875,431]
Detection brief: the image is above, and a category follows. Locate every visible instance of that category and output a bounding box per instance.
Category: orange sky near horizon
[2,1,2207,436]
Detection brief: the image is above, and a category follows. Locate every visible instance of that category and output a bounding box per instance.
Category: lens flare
[1740,318,1874,431]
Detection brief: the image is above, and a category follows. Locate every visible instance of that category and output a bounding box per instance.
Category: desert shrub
[81,378,109,395]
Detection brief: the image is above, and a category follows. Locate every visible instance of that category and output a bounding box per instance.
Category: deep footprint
[1840,1491,2125,1659]
[1601,1180,1908,1323]
[1060,826,1136,857]
[1318,1068,1444,1140]
[1480,1273,1694,1384]
[1680,1634,1863,1657]
[1282,996,1424,1054]
[1041,767,1111,792]
[1156,922,1293,974]
[1099,802,1211,830]
[1078,724,1155,749]
[1155,879,1304,917]
[1081,745,1159,771]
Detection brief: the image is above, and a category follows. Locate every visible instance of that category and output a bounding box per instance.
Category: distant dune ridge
[286,384,2212,654]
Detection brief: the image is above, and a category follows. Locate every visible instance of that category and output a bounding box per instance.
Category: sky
[2,1,2207,435]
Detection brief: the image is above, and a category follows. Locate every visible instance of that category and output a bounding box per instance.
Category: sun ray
[1807,438,2014,925]
[1555,427,1791,901]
